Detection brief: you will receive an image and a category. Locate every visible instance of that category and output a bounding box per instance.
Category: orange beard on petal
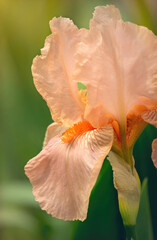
[61,121,95,143]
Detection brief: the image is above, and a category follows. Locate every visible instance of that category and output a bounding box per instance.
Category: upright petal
[25,126,113,221]
[32,17,85,127]
[74,5,157,126]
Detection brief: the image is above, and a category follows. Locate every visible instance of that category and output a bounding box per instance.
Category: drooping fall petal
[32,17,85,127]
[74,5,157,127]
[25,126,113,221]
[108,151,140,226]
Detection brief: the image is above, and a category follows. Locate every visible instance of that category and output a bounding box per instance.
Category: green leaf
[136,178,154,240]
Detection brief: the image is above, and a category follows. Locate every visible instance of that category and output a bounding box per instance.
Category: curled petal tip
[93,5,121,23]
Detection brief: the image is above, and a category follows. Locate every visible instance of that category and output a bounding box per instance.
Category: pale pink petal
[43,122,66,147]
[141,109,157,127]
[74,5,157,126]
[32,17,85,127]
[152,139,157,168]
[25,126,113,221]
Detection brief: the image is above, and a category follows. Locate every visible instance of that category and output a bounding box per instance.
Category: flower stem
[125,225,137,240]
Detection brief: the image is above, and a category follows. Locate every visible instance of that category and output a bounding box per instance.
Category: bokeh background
[0,0,157,239]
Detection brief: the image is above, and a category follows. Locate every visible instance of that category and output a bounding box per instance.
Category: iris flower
[25,5,157,226]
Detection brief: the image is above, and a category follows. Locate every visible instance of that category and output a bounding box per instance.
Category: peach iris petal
[152,139,157,168]
[25,126,113,221]
[74,5,157,126]
[32,17,85,127]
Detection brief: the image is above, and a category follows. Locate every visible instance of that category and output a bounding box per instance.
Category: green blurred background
[0,0,157,239]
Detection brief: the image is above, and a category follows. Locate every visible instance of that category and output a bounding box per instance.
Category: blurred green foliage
[0,0,157,239]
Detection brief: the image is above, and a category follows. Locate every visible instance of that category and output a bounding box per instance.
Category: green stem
[125,225,137,240]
